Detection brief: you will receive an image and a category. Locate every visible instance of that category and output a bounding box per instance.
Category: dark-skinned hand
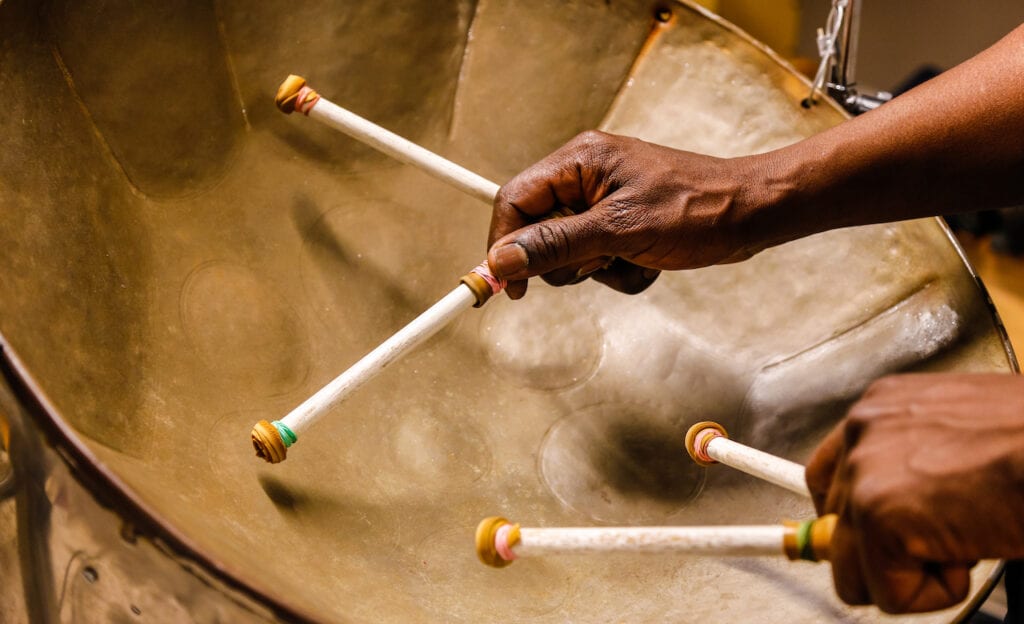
[805,373,1024,613]
[486,130,769,299]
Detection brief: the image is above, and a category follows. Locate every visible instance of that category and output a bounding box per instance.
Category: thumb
[487,210,612,281]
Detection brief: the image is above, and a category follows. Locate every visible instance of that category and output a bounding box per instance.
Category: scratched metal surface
[0,0,1013,621]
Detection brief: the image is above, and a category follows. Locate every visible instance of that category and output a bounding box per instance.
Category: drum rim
[0,333,322,624]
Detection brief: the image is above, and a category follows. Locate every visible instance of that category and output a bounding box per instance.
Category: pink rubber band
[495,523,518,561]
[471,261,507,296]
[295,86,320,115]
[694,428,723,464]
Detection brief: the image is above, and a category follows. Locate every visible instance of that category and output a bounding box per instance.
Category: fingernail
[642,268,660,280]
[575,257,609,279]
[491,243,529,277]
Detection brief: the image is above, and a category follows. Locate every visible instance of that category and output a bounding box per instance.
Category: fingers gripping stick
[475,515,838,567]
[253,76,561,464]
[251,77,522,464]
[685,421,811,498]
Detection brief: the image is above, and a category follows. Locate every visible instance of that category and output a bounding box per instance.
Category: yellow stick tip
[475,516,514,568]
[251,419,287,464]
[684,421,728,466]
[275,75,308,114]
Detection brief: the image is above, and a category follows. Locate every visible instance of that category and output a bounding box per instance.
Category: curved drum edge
[934,217,1020,373]
[0,335,319,624]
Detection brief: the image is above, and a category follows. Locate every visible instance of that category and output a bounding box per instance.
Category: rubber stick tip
[684,421,728,466]
[476,516,514,568]
[275,75,307,114]
[459,271,493,307]
[783,514,837,562]
[251,419,287,464]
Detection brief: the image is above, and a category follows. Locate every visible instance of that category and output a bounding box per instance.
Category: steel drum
[0,0,1015,621]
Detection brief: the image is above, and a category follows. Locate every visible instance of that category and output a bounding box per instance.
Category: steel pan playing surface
[0,0,1013,621]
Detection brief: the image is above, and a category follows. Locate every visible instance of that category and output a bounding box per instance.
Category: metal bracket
[805,0,892,115]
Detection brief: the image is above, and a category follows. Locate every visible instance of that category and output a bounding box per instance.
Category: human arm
[487,23,1024,299]
[804,373,1024,613]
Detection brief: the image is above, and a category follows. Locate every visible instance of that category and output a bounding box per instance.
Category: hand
[486,130,768,299]
[805,373,1024,613]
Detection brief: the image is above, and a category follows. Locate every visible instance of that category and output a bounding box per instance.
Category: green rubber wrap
[272,420,298,447]
[797,519,816,561]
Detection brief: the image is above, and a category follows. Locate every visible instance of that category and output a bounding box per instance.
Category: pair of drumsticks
[477,422,832,567]
[254,75,834,566]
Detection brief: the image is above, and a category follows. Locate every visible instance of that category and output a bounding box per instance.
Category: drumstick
[684,421,810,498]
[251,78,522,464]
[255,77,583,463]
[275,75,575,219]
[250,262,504,463]
[275,75,499,204]
[475,515,837,567]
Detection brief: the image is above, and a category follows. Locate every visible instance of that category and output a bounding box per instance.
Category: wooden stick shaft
[515,525,785,557]
[706,436,810,498]
[281,284,477,434]
[308,97,500,204]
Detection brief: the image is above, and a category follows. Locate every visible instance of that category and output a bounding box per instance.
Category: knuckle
[494,185,514,208]
[573,129,610,148]
[572,130,620,163]
[848,487,885,522]
[846,483,913,541]
[529,222,572,265]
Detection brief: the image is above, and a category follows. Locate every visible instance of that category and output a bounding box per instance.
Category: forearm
[486,25,1024,290]
[740,23,1024,249]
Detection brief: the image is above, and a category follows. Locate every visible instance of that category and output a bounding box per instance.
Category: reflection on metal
[0,0,1014,621]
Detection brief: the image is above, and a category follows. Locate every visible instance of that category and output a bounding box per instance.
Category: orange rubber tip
[475,516,514,568]
[684,421,728,466]
[275,75,308,114]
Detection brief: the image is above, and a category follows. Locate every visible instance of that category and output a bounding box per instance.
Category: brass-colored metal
[251,420,286,464]
[0,0,1011,621]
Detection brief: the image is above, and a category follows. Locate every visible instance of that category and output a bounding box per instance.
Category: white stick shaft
[308,98,500,204]
[515,525,786,557]
[281,284,477,434]
[706,437,810,498]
